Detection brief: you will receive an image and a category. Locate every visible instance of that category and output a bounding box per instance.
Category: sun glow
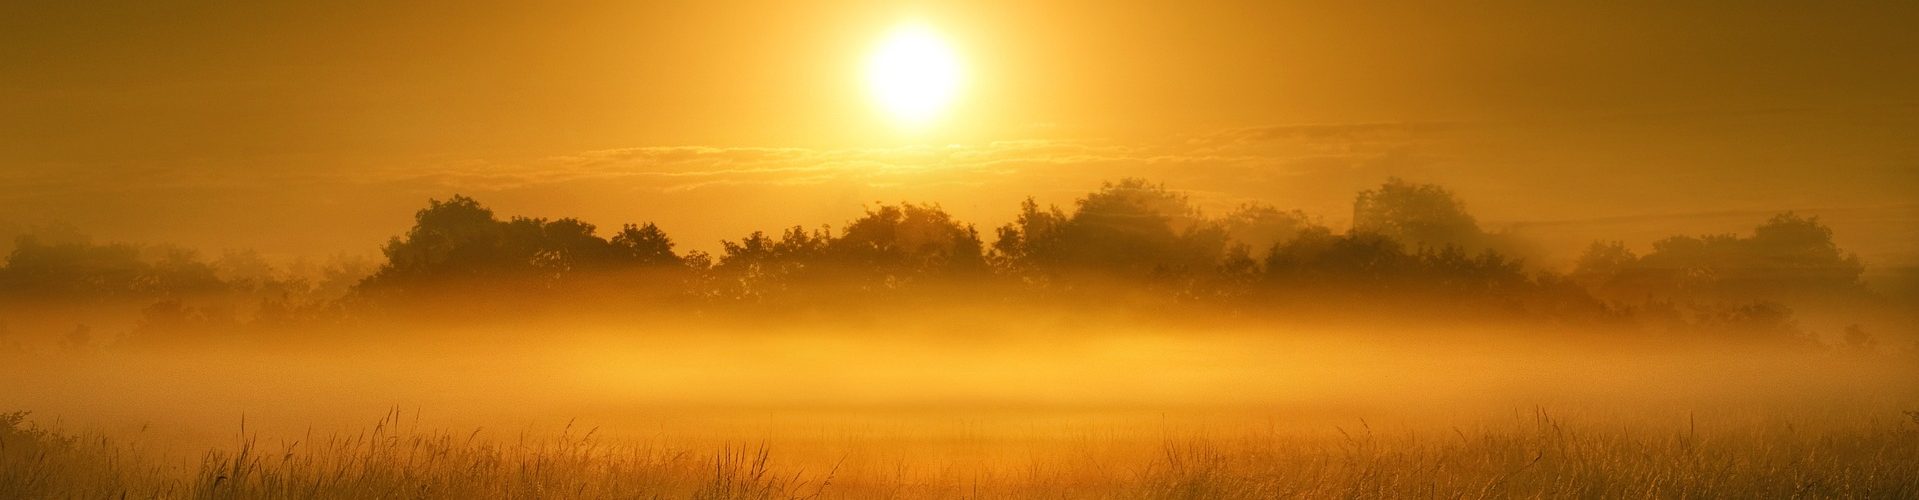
[865,23,963,127]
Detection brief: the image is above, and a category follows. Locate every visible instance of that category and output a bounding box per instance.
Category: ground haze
[4,2,1918,498]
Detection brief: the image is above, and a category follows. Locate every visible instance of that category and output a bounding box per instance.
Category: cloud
[0,121,1458,207]
[3,117,1913,268]
[380,124,1448,198]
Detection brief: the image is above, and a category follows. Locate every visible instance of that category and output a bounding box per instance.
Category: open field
[9,1,1919,499]
[5,325,1916,499]
[7,407,1918,499]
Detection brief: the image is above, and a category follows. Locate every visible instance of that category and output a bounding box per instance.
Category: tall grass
[1135,409,1919,499]
[2,410,806,499]
[4,408,1916,499]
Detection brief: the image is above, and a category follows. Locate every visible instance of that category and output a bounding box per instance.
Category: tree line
[0,178,1884,345]
[349,178,1863,303]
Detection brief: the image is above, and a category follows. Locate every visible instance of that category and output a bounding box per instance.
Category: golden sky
[2,1,1916,269]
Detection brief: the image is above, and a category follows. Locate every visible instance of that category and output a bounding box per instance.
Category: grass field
[5,324,1915,499]
[7,407,1918,499]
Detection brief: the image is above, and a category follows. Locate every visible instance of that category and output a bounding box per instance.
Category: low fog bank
[4,178,1912,353]
[4,315,1914,450]
[1,178,1914,452]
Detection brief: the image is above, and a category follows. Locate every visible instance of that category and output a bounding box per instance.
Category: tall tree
[829,203,984,279]
[1352,178,1484,251]
[995,178,1225,276]
[611,223,680,266]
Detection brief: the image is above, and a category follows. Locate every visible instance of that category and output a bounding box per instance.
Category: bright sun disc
[866,24,962,126]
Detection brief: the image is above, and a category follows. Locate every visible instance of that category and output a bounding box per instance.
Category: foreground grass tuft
[5,409,1917,499]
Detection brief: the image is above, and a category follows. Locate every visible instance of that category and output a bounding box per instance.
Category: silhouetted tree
[4,179,1883,345]
[1221,203,1317,256]
[828,203,984,280]
[363,195,684,291]
[1413,245,1527,294]
[992,198,1067,270]
[143,246,225,295]
[1353,178,1485,251]
[1576,213,1864,302]
[611,223,680,266]
[715,226,834,298]
[522,217,619,276]
[0,236,143,297]
[1740,213,1864,292]
[1264,228,1413,288]
[1571,241,1637,289]
[994,179,1226,277]
[0,235,225,299]
[366,196,520,288]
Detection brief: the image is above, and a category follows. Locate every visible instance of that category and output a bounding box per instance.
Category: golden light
[865,23,964,127]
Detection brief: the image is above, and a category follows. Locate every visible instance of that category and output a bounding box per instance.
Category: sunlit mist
[3,3,1917,499]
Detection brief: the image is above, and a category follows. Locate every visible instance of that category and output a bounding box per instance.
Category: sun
[865,23,963,127]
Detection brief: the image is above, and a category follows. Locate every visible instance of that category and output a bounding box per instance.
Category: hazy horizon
[4,2,1917,498]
